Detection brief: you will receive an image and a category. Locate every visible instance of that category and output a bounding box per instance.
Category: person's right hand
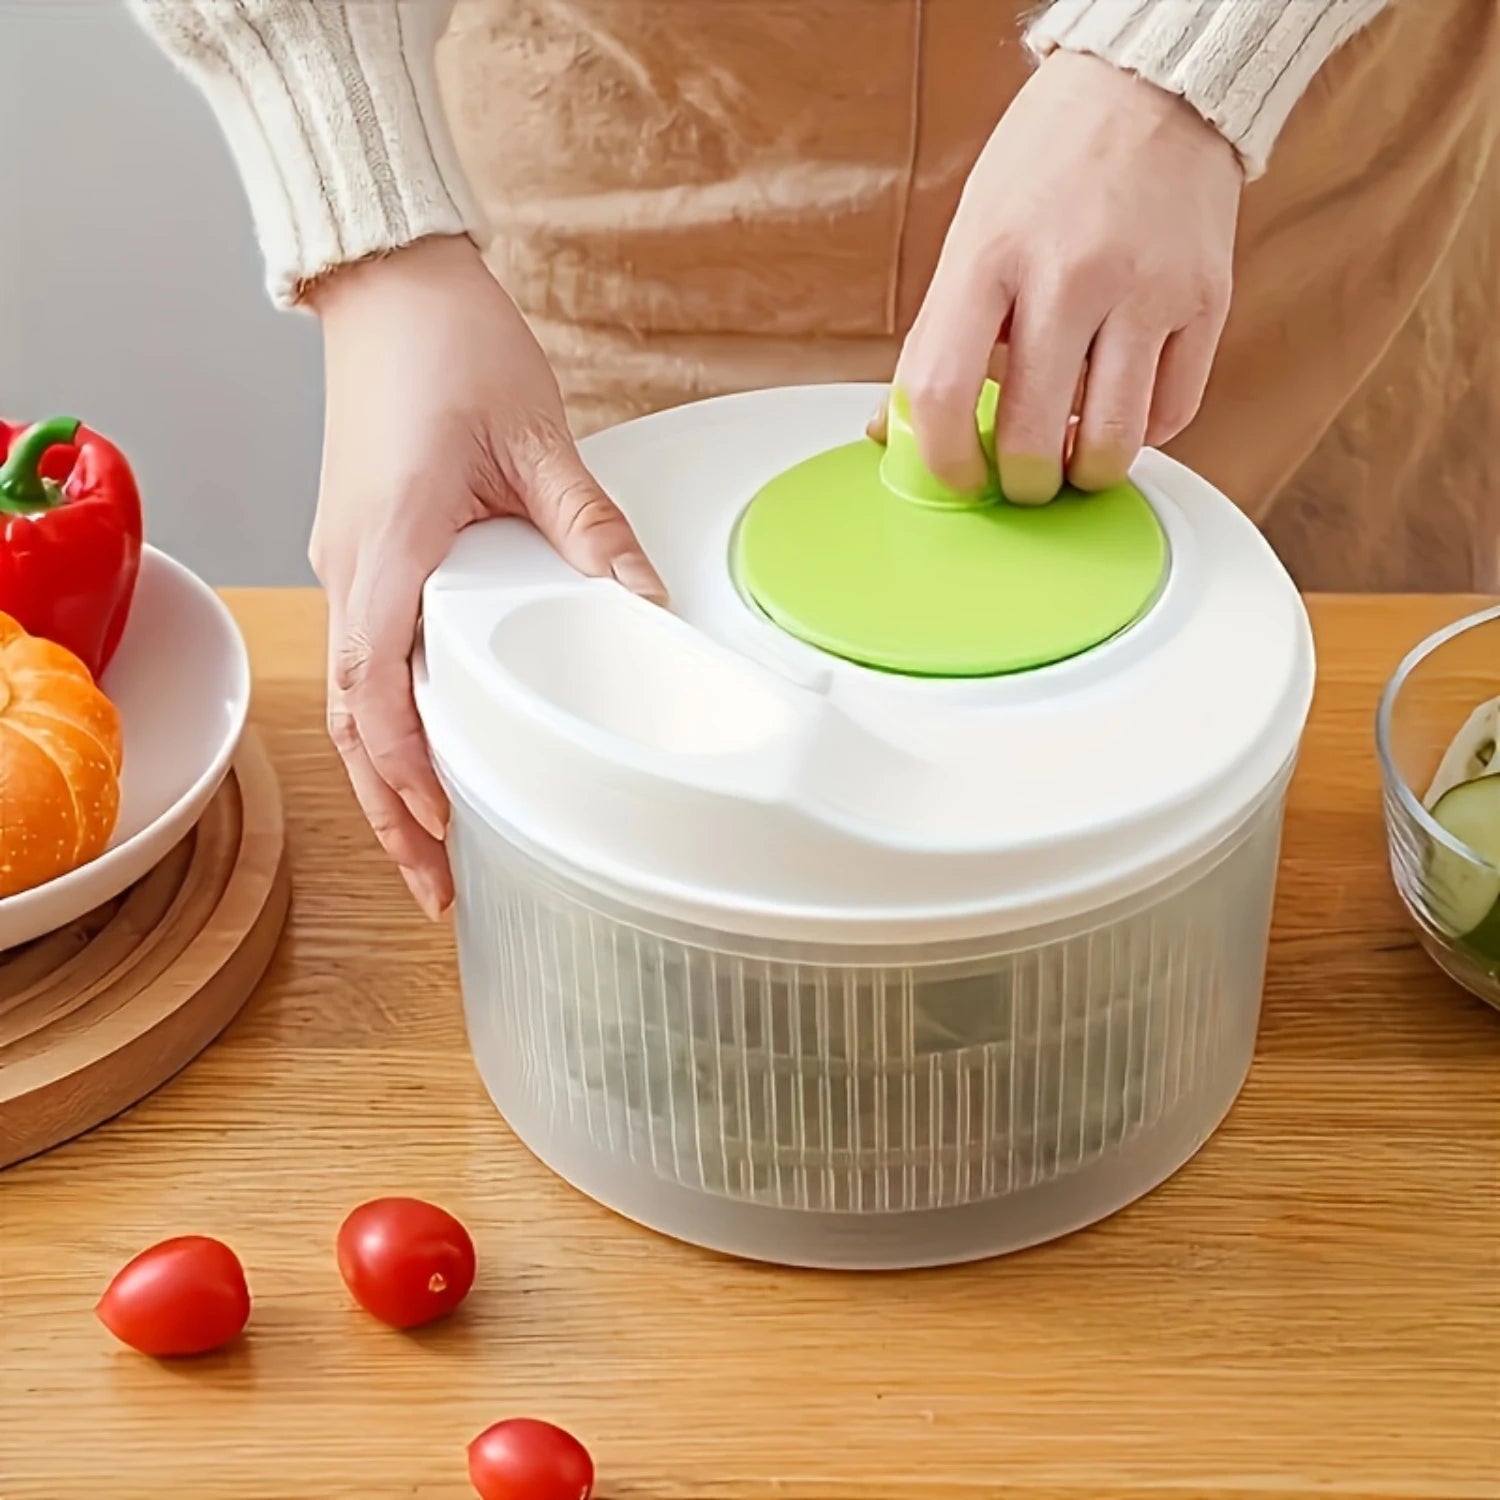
[872,50,1241,503]
[306,235,664,920]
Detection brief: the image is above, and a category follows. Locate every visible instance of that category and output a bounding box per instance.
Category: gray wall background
[0,0,320,585]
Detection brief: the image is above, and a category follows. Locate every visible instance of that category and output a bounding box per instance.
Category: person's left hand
[874,50,1243,502]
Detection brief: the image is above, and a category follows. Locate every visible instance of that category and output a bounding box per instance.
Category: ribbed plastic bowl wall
[448,785,1288,1268]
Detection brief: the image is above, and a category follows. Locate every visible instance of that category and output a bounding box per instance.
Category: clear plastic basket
[446,771,1291,1268]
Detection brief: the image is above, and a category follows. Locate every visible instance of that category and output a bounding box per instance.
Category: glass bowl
[1377,606,1500,1010]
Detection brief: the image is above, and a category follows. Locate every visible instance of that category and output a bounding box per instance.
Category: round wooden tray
[0,731,289,1169]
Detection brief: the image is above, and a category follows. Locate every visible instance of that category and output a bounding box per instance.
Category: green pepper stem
[0,417,83,514]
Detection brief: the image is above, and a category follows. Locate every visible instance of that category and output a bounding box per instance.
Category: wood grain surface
[0,735,289,1169]
[1,592,1497,1500]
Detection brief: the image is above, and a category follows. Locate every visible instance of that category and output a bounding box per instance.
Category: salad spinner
[415,383,1315,1269]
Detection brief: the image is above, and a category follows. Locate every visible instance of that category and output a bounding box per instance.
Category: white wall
[0,0,320,585]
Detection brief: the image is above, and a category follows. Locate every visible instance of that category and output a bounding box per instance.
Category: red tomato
[335,1197,476,1330]
[468,1420,594,1500]
[95,1236,250,1357]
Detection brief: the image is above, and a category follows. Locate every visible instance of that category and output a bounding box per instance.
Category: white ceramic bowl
[0,547,250,951]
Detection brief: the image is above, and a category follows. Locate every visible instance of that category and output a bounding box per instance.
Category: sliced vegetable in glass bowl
[1378,606,1500,1008]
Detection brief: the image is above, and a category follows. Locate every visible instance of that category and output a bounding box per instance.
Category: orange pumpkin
[0,611,123,899]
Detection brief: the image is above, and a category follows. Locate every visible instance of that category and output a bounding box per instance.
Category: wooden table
[3,593,1498,1500]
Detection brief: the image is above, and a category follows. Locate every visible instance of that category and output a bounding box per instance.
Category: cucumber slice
[1427,774,1500,941]
[1425,696,1499,807]
[1459,901,1500,970]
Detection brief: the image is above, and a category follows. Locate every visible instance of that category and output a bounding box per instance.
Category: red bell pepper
[0,416,143,680]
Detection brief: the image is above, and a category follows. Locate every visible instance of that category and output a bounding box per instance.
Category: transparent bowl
[446,771,1293,1268]
[1377,606,1500,1010]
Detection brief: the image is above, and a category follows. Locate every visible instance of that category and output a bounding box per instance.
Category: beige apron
[438,0,1500,592]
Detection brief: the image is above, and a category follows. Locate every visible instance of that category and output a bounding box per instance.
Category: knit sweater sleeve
[128,0,484,306]
[1025,0,1395,179]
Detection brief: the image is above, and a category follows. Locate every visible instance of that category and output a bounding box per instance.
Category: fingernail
[407,793,449,843]
[402,866,449,922]
[1000,454,1063,507]
[1068,447,1130,494]
[612,553,668,603]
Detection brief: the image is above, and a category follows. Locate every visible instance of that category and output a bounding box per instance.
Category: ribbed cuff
[1025,0,1393,179]
[130,0,485,305]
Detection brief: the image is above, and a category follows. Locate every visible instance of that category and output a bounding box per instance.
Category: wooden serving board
[0,731,288,1169]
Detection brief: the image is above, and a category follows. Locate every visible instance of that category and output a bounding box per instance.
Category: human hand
[876,50,1243,501]
[306,235,664,919]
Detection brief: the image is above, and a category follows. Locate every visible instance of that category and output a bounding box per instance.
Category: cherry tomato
[468,1419,594,1500]
[336,1197,476,1329]
[95,1236,250,1357]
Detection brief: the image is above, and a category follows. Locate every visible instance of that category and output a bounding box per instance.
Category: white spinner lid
[416,385,1314,943]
